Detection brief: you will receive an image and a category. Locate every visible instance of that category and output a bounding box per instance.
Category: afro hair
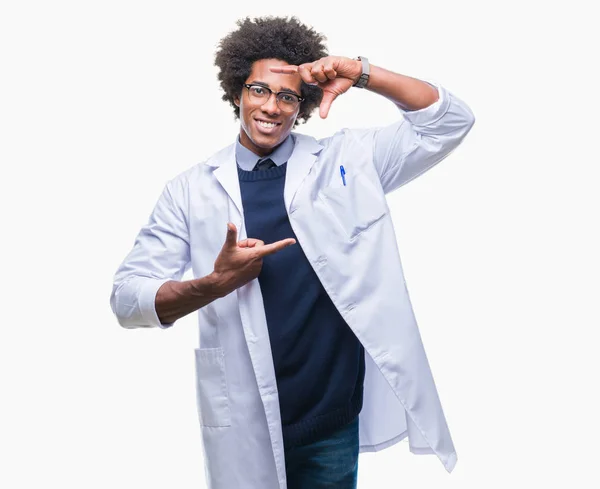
[214,16,328,126]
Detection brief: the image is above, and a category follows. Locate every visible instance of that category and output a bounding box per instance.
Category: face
[234,58,302,157]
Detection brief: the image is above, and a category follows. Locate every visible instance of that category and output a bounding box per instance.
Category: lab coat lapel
[284,133,323,213]
[208,143,245,235]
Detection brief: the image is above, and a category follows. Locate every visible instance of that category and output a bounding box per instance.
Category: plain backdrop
[1,1,599,487]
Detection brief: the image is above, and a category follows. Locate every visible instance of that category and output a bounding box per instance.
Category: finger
[269,65,299,74]
[323,60,337,80]
[225,222,238,248]
[255,238,297,257]
[298,64,318,85]
[311,64,328,84]
[238,238,264,248]
[319,91,337,119]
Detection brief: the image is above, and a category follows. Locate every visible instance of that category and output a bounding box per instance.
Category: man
[110,15,475,489]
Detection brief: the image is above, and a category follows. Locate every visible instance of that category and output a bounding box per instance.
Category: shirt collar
[235,133,295,171]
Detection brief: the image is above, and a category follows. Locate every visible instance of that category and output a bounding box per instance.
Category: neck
[239,130,283,157]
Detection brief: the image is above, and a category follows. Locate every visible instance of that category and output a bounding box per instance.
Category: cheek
[284,116,297,129]
[240,105,252,129]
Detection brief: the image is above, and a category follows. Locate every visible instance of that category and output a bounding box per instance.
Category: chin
[252,133,280,149]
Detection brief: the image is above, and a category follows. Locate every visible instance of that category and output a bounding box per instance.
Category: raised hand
[212,222,296,296]
[270,56,362,119]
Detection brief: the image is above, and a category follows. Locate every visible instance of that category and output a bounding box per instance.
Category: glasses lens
[276,93,300,112]
[248,85,269,102]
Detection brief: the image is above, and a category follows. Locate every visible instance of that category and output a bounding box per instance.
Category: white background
[1,0,599,487]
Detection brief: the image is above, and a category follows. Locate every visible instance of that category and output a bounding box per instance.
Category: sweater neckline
[237,162,287,182]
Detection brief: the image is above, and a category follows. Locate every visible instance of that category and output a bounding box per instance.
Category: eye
[251,86,266,95]
[279,93,299,105]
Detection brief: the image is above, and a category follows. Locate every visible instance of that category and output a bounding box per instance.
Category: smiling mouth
[255,119,281,129]
[254,119,281,126]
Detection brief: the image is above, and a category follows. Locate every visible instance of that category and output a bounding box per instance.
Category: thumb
[225,222,238,248]
[319,91,337,119]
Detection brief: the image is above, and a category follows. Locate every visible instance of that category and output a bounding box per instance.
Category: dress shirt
[235,134,295,170]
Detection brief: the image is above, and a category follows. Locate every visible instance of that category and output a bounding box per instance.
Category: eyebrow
[249,80,300,96]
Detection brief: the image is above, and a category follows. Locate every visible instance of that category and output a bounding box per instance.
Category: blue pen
[340,165,346,186]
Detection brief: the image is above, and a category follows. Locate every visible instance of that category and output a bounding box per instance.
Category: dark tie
[253,157,276,171]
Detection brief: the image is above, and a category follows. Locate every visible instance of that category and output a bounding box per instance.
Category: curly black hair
[214,16,328,127]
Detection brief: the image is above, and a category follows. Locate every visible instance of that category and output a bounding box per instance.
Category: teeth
[257,120,277,128]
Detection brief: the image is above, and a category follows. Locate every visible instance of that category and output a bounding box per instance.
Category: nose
[260,93,280,115]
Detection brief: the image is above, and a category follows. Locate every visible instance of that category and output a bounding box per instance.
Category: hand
[212,222,296,296]
[270,56,362,119]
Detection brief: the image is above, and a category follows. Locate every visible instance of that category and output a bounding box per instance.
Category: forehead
[246,58,302,92]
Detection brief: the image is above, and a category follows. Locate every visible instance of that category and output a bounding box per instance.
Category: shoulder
[165,142,235,199]
[291,127,371,153]
[296,124,389,145]
[293,126,381,158]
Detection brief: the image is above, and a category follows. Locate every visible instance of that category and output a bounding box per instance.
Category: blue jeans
[284,417,359,489]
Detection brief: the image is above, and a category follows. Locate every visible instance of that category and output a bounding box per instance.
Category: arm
[154,275,223,326]
[367,78,475,194]
[109,179,194,329]
[271,57,476,193]
[110,180,296,328]
[154,223,296,325]
[363,64,440,111]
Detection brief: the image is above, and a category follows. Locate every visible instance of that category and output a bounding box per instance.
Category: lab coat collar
[207,132,324,218]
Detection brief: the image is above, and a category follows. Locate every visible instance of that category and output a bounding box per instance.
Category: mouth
[254,118,281,134]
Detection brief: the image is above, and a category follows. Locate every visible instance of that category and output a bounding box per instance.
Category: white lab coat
[110,81,475,489]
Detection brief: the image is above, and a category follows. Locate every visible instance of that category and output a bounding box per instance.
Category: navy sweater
[238,162,365,450]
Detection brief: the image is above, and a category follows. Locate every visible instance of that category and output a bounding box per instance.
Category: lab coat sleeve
[110,179,191,329]
[366,81,475,194]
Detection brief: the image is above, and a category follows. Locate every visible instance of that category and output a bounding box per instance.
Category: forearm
[363,64,439,111]
[155,273,224,325]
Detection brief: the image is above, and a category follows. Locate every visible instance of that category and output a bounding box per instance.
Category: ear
[234,95,240,107]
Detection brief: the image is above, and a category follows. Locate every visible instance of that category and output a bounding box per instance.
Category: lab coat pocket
[318,170,387,241]
[194,347,231,427]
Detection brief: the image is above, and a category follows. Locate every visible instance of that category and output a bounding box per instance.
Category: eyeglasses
[243,83,304,112]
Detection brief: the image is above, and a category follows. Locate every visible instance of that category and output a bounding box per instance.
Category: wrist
[351,58,362,85]
[197,272,229,299]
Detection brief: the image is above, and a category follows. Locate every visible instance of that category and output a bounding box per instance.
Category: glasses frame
[243,83,304,112]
